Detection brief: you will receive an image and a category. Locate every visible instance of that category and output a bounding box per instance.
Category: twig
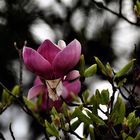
[118,87,129,100]
[0,82,50,140]
[119,0,123,15]
[92,0,140,26]
[0,132,5,140]
[9,123,15,140]
[14,42,23,95]
[110,81,117,113]
[67,122,83,140]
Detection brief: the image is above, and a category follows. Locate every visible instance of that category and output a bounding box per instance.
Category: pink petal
[53,39,81,78]
[37,39,61,64]
[34,76,42,86]
[28,84,46,99]
[23,47,53,79]
[65,70,80,81]
[62,80,81,101]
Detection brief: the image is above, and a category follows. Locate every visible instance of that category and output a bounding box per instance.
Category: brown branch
[92,0,140,26]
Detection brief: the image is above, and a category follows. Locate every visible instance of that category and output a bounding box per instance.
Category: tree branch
[9,123,15,140]
[92,0,140,26]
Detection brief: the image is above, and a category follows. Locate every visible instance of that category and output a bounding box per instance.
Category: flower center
[46,78,63,101]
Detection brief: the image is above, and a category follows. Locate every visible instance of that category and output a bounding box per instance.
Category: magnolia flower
[28,71,81,110]
[23,39,81,79]
[23,39,81,109]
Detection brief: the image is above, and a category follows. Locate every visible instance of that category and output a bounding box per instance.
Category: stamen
[46,78,63,101]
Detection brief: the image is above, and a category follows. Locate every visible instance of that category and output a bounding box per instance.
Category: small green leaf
[122,132,134,140]
[106,63,113,78]
[127,111,140,131]
[89,95,98,115]
[95,89,101,105]
[100,89,109,105]
[114,59,136,79]
[70,93,80,103]
[89,127,95,140]
[23,96,36,110]
[84,64,97,77]
[72,107,92,125]
[135,131,140,140]
[71,119,81,131]
[79,55,85,76]
[118,78,127,87]
[86,110,105,125]
[110,97,125,125]
[51,107,59,116]
[94,57,107,76]
[135,0,140,16]
[82,90,90,103]
[12,85,20,96]
[45,120,59,138]
[1,89,10,104]
[83,123,89,138]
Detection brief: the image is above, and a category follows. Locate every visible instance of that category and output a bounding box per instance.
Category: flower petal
[34,76,42,86]
[53,39,81,77]
[37,39,61,64]
[62,80,81,101]
[23,47,53,79]
[28,84,46,99]
[65,70,80,81]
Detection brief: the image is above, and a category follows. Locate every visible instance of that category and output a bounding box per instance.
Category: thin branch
[109,81,117,113]
[9,123,15,140]
[0,132,6,140]
[92,0,140,26]
[119,0,123,15]
[14,42,23,95]
[122,86,131,95]
[118,87,129,100]
[67,122,83,140]
[0,82,50,140]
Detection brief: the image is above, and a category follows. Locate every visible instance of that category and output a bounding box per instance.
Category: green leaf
[89,95,98,115]
[106,63,113,78]
[100,89,109,105]
[83,123,89,138]
[72,107,92,125]
[1,89,10,105]
[127,111,140,131]
[86,110,105,125]
[122,132,134,140]
[110,97,125,125]
[45,120,59,138]
[12,85,20,96]
[51,107,59,116]
[135,131,140,140]
[118,78,127,87]
[89,127,95,140]
[79,55,85,76]
[82,90,90,103]
[114,59,136,79]
[84,64,97,77]
[95,89,101,105]
[71,119,81,131]
[61,103,71,120]
[94,57,107,76]
[23,96,36,110]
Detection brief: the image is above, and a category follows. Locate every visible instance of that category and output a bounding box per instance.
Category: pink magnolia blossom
[23,39,81,110]
[23,39,81,79]
[28,71,81,111]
